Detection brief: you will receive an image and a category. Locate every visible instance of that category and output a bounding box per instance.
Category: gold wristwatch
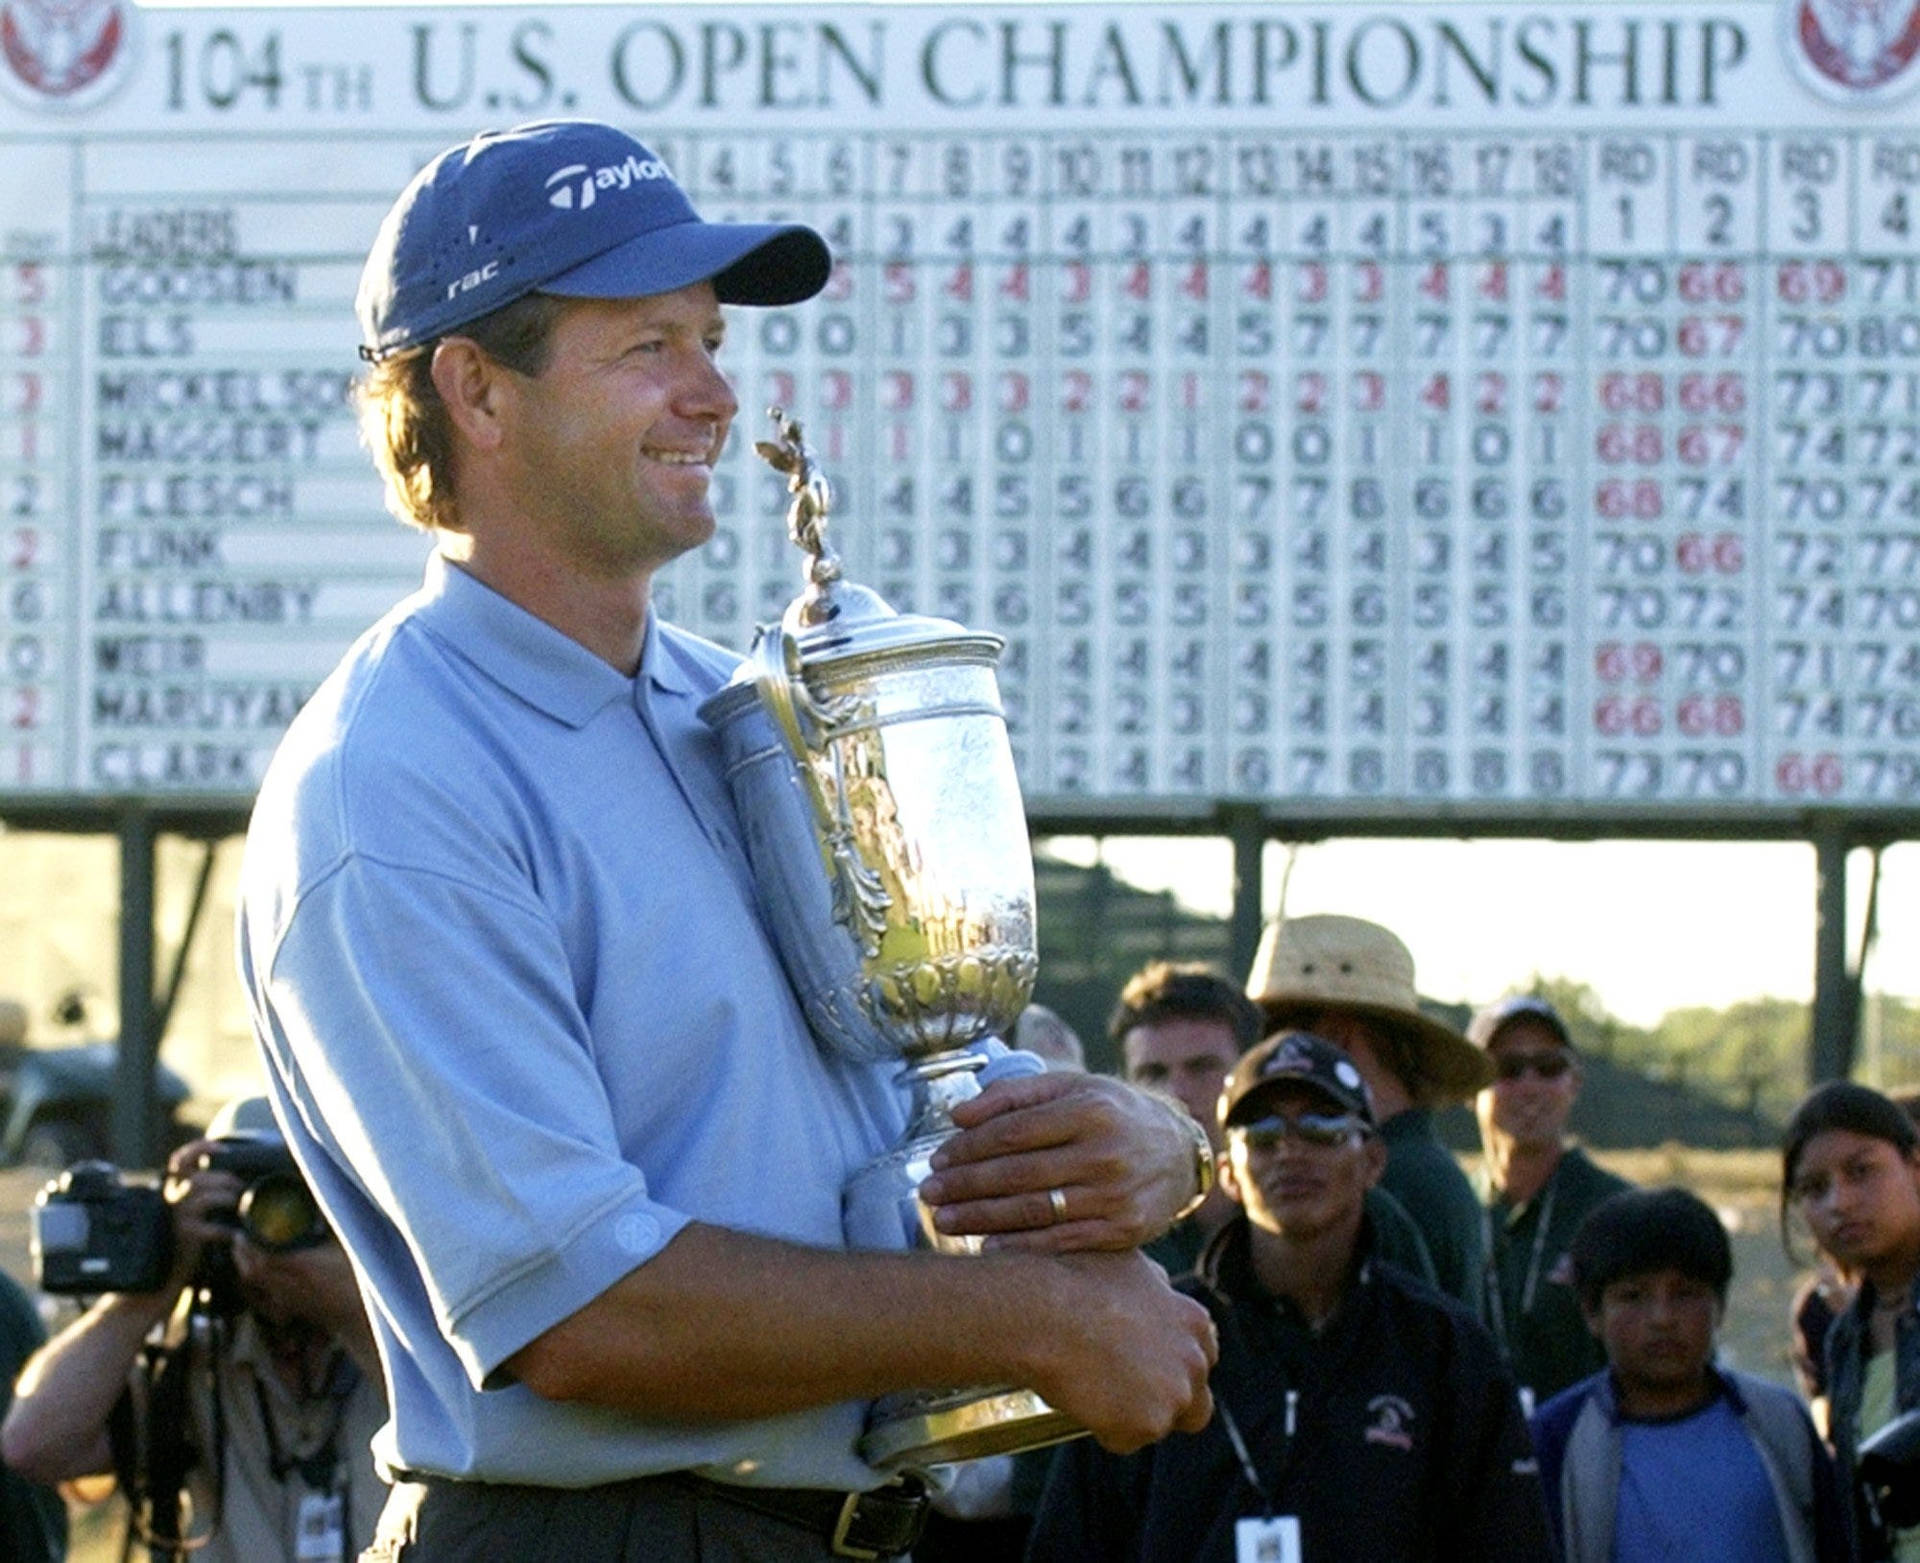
[1168,1105,1217,1223]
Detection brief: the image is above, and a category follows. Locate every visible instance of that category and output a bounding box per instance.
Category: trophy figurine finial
[755,407,842,597]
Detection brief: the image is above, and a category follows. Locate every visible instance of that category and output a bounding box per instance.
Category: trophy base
[859,1385,1086,1471]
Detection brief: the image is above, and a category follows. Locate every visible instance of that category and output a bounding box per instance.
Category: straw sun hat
[1246,914,1493,1106]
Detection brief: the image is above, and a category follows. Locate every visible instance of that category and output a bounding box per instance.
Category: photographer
[1,1098,385,1563]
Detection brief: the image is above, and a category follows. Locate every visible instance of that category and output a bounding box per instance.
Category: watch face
[1172,1108,1216,1221]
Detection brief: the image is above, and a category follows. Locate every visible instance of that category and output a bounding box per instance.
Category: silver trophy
[699,410,1083,1471]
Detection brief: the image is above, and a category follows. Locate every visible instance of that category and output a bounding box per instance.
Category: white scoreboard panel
[3,1,1919,818]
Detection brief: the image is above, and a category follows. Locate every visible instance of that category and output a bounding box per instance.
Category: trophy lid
[781,572,1003,672]
[729,407,1002,691]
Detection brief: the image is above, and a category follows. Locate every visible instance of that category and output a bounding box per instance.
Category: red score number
[1595,479,1664,519]
[1676,425,1746,465]
[1595,641,1663,682]
[1676,694,1745,737]
[1600,371,1664,413]
[1775,260,1846,304]
[1676,373,1746,413]
[1595,696,1663,736]
[1676,315,1746,356]
[1597,423,1663,464]
[1675,533,1744,573]
[1677,262,1745,303]
[1776,752,1843,796]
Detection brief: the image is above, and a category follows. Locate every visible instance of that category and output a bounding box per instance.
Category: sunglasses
[1493,1051,1573,1082]
[1229,1111,1366,1150]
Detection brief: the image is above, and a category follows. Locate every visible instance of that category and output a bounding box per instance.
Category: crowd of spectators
[4,910,1920,1563]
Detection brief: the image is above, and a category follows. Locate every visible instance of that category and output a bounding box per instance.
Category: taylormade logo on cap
[545,153,672,212]
[357,120,831,361]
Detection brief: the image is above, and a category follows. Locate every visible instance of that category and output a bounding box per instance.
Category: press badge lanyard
[253,1366,354,1563]
[1218,1393,1303,1563]
[1217,1394,1282,1514]
[1484,1176,1559,1343]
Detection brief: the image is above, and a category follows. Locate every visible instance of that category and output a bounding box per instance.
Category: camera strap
[250,1359,353,1491]
[119,1309,214,1563]
[251,1353,358,1563]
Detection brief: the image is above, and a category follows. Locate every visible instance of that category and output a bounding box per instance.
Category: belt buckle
[830,1492,882,1561]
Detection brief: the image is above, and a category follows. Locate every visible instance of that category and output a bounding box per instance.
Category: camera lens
[237,1174,326,1251]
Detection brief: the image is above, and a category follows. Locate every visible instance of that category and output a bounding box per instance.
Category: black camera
[30,1132,328,1300]
[1860,1406,1920,1539]
[196,1133,329,1254]
[31,1162,173,1295]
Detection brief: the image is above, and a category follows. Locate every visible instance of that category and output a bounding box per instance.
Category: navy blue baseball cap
[356,119,832,361]
[1218,1030,1377,1130]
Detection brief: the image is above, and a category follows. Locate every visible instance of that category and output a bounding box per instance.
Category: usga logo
[545,154,672,212]
[0,0,139,112]
[1782,0,1920,103]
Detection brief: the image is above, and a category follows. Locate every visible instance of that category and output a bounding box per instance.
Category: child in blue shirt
[1531,1186,1850,1563]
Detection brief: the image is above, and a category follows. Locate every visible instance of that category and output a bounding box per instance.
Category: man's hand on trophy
[1021,1250,1217,1453]
[920,1074,1203,1252]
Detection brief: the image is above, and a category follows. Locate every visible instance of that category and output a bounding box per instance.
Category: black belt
[391,1468,929,1561]
[674,1471,930,1561]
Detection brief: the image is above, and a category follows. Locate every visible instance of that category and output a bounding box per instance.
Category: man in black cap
[1471,994,1633,1410]
[236,120,1215,1562]
[1028,1030,1553,1563]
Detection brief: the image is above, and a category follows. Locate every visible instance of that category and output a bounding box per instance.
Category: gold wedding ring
[1048,1187,1068,1224]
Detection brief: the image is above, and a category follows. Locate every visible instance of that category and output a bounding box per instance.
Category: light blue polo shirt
[238,554,910,1490]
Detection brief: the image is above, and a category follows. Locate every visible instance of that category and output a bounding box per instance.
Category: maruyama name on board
[91,681,315,730]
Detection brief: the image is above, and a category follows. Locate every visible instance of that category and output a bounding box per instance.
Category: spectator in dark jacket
[1785,1081,1920,1560]
[1471,993,1633,1410]
[0,1269,63,1563]
[1028,1030,1553,1563]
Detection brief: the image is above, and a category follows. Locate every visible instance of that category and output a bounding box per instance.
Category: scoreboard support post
[111,805,162,1168]
[1225,805,1266,985]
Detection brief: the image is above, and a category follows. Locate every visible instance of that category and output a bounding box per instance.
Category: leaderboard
[2,1,1919,816]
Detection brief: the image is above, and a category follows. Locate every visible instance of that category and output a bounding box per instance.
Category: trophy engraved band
[698,410,1085,1470]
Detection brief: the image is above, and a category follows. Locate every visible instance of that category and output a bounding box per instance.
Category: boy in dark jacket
[1028,1030,1554,1563]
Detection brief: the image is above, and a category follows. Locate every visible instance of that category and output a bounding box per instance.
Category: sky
[1041,834,1920,1029]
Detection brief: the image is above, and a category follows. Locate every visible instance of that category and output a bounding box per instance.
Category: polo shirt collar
[414,553,694,725]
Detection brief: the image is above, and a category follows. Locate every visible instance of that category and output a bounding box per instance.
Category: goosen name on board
[406,11,1753,117]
